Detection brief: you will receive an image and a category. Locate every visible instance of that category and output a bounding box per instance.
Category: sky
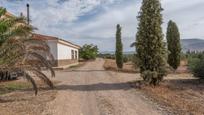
[1,0,204,52]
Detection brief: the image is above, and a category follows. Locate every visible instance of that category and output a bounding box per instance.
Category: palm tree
[0,7,55,95]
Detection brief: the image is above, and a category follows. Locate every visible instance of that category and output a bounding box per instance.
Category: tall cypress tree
[136,0,167,85]
[115,24,123,69]
[166,20,181,70]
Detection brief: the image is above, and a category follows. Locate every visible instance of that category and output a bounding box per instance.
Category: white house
[32,34,81,67]
[4,10,80,68]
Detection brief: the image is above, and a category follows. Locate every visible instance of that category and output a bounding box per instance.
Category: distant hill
[181,39,204,52]
[100,38,204,54]
[100,51,135,55]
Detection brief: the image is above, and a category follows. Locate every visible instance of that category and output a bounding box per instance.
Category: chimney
[26,3,30,25]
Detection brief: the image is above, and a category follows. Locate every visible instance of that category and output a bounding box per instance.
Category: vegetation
[115,24,123,69]
[166,20,181,70]
[187,52,204,78]
[103,59,139,73]
[0,81,31,95]
[79,44,98,60]
[135,0,167,85]
[0,7,55,95]
[98,53,134,63]
[98,53,116,59]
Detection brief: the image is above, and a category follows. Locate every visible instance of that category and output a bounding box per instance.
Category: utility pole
[27,3,30,25]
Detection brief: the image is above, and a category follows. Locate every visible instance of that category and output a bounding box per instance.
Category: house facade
[4,11,81,68]
[32,34,81,67]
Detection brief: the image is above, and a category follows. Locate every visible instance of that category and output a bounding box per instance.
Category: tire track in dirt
[43,59,165,115]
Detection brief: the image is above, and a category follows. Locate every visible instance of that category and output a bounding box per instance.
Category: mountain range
[100,38,204,54]
[181,39,204,52]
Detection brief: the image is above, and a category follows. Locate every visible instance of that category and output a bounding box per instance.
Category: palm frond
[0,7,6,18]
[0,8,55,95]
[31,69,54,89]
[26,51,55,77]
[130,42,136,47]
[23,71,38,95]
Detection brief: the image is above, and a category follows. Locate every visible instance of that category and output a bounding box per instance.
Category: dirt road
[43,59,165,115]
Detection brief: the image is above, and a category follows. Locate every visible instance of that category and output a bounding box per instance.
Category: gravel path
[43,59,164,115]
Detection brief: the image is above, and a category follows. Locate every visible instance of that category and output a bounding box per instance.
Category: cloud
[161,0,204,38]
[0,0,121,33]
[70,0,204,51]
[1,0,204,52]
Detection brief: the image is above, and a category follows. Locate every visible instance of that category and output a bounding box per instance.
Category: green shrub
[99,54,115,59]
[188,52,204,78]
[123,56,128,63]
[141,70,164,85]
[79,44,98,60]
[132,54,139,68]
[189,58,204,78]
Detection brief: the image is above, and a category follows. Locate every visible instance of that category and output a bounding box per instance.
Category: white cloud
[1,0,204,51]
[71,1,140,37]
[0,0,121,34]
[73,0,204,39]
[162,0,204,38]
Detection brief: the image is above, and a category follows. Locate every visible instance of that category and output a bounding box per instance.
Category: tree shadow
[56,82,133,92]
[62,70,107,72]
[55,78,204,92]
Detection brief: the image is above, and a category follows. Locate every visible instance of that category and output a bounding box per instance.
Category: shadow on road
[56,82,133,91]
[62,70,107,72]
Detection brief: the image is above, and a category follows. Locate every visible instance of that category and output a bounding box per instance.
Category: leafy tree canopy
[79,44,99,60]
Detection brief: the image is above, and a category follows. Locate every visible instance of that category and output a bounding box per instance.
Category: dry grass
[103,59,139,73]
[130,74,204,115]
[0,80,31,95]
[105,59,202,114]
[175,60,189,73]
[104,59,189,74]
[0,90,57,115]
[0,79,58,115]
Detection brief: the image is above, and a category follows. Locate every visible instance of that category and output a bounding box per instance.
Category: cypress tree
[115,24,123,69]
[166,20,181,70]
[135,0,167,85]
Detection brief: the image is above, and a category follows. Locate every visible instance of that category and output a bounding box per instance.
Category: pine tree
[166,20,181,70]
[135,0,167,85]
[115,24,123,69]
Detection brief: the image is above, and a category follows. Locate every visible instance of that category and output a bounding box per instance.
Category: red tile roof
[5,12,14,17]
[32,34,58,40]
[32,33,81,49]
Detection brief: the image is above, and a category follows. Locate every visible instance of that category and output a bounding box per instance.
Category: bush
[132,54,139,69]
[123,56,128,63]
[187,52,204,78]
[79,44,98,60]
[98,53,115,59]
[141,70,163,85]
[189,58,204,78]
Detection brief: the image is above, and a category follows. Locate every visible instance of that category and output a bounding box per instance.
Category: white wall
[57,43,78,60]
[47,41,58,60]
[47,40,79,60]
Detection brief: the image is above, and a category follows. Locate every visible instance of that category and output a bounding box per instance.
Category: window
[75,51,77,59]
[71,50,74,59]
